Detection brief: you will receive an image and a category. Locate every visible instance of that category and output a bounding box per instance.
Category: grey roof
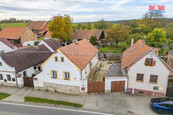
[43,39,62,51]
[1,44,52,73]
[169,50,173,55]
[106,63,124,77]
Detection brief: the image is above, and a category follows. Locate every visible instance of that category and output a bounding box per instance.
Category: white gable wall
[128,51,169,94]
[0,57,16,86]
[0,41,13,53]
[43,51,81,86]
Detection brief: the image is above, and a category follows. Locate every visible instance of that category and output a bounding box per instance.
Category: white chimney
[131,38,134,46]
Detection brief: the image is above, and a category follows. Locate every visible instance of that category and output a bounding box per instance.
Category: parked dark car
[150,97,173,114]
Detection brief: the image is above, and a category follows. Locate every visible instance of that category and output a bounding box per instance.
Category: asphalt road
[0,102,115,115]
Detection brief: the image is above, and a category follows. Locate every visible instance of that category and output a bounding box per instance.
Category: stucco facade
[127,51,170,97]
[41,49,98,94]
[0,41,14,53]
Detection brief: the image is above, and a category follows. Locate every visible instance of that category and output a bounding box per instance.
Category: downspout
[15,72,18,87]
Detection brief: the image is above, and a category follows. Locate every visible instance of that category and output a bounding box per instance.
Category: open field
[0,23,28,29]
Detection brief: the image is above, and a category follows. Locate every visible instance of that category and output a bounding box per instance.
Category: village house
[73,30,105,44]
[35,39,99,94]
[121,40,173,97]
[27,21,48,37]
[0,37,16,53]
[0,27,37,46]
[167,50,173,69]
[0,39,61,87]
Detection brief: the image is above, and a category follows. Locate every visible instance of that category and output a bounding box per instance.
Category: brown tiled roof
[0,37,14,49]
[1,44,52,73]
[43,39,62,51]
[27,21,46,30]
[59,39,98,70]
[0,27,26,39]
[40,23,48,34]
[74,30,103,40]
[122,40,159,69]
[44,31,51,38]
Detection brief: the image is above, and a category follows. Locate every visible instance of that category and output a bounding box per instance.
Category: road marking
[0,101,114,115]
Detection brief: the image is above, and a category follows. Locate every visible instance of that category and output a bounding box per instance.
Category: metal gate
[111,81,125,92]
[88,81,105,93]
[23,77,34,87]
[166,86,173,97]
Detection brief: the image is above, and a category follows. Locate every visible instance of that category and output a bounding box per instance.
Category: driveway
[27,90,157,115]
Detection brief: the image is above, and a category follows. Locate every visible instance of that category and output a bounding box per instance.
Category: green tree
[76,23,82,30]
[81,24,86,30]
[72,25,77,32]
[128,33,145,44]
[165,22,173,41]
[147,28,167,47]
[48,14,73,42]
[106,24,129,46]
[94,19,110,30]
[86,22,92,30]
[90,36,97,45]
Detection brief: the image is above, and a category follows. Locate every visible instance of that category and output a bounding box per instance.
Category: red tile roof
[0,37,14,49]
[122,40,159,69]
[59,39,98,70]
[74,30,103,40]
[27,21,46,30]
[40,23,49,34]
[0,27,26,39]
[44,31,51,38]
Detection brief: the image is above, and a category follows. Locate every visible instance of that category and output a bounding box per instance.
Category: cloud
[0,0,172,22]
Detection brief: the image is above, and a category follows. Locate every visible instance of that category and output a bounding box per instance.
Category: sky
[0,0,172,22]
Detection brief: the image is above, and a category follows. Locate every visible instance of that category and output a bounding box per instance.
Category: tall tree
[81,24,86,30]
[147,28,167,47]
[106,24,129,46]
[86,22,92,30]
[76,23,82,30]
[48,14,73,42]
[94,19,110,30]
[165,22,173,41]
[90,36,97,45]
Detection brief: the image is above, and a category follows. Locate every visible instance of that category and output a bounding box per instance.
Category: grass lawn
[37,37,44,40]
[0,93,10,100]
[25,97,83,108]
[99,42,129,53]
[0,23,28,29]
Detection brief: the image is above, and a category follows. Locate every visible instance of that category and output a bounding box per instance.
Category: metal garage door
[111,81,125,92]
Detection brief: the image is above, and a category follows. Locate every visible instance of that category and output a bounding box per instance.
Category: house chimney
[131,38,134,46]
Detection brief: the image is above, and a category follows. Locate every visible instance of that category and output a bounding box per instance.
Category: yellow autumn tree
[48,14,73,42]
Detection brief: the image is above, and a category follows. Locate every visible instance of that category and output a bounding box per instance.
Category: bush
[90,36,97,45]
[34,41,40,46]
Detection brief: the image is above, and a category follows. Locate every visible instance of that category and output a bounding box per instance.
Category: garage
[111,81,125,92]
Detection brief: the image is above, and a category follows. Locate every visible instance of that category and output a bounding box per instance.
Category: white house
[0,38,15,53]
[38,39,99,94]
[121,40,173,97]
[0,39,61,87]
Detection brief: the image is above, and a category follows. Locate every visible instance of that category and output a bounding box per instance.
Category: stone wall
[21,28,37,44]
[98,53,122,60]
[44,82,81,95]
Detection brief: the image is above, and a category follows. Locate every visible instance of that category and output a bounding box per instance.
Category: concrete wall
[128,51,169,96]
[0,41,13,53]
[33,72,44,89]
[21,28,37,44]
[105,77,127,92]
[18,66,35,77]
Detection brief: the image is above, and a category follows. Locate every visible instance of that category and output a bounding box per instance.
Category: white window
[51,71,57,78]
[64,72,70,80]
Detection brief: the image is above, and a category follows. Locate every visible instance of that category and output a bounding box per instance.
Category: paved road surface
[0,102,115,115]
